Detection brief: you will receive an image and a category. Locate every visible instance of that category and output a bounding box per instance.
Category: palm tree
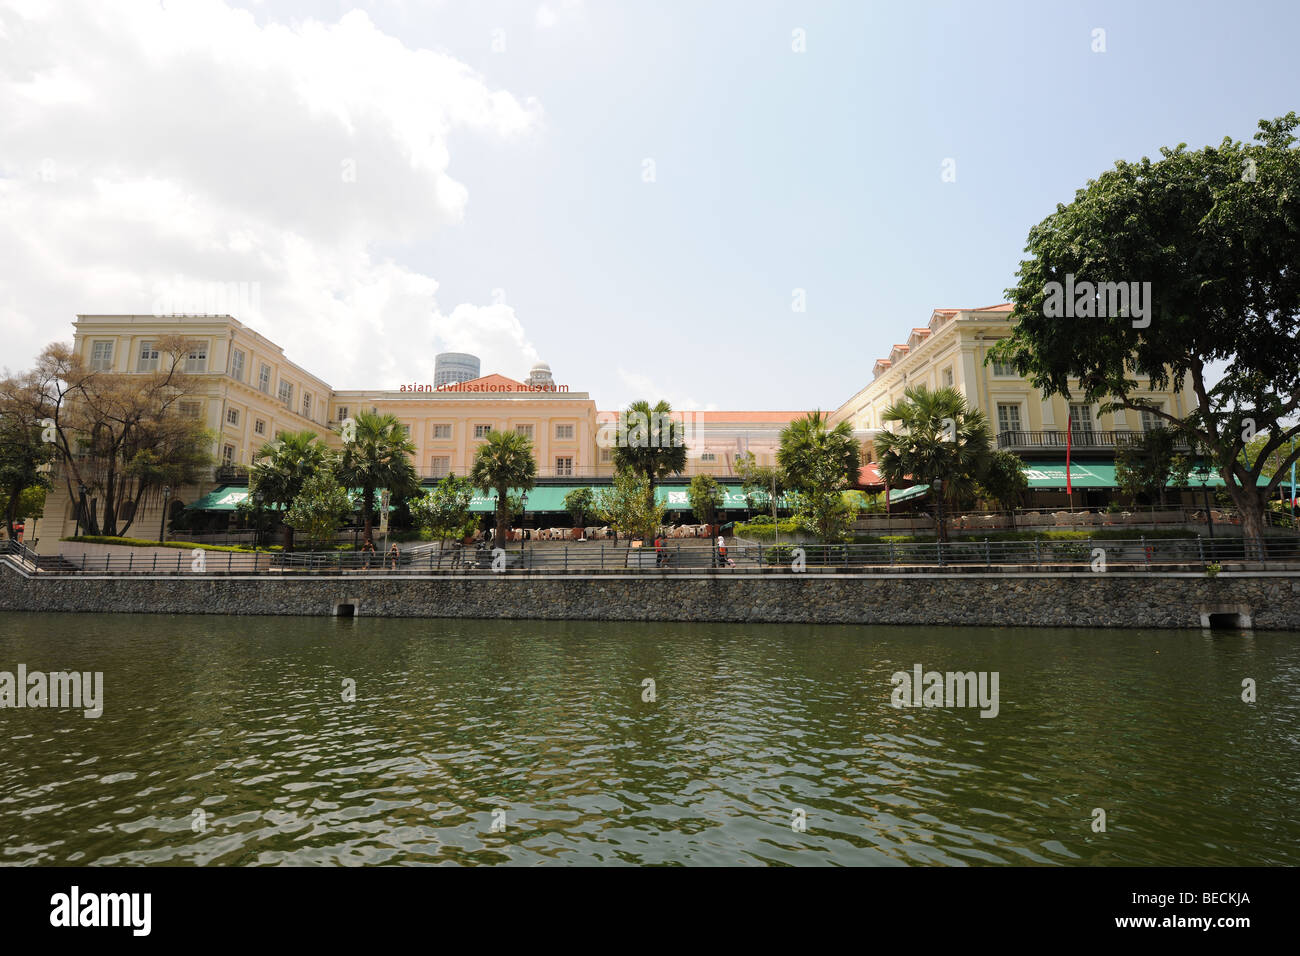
[335,412,420,547]
[777,411,862,542]
[874,386,992,541]
[249,430,334,551]
[777,411,860,492]
[469,429,537,550]
[611,399,688,508]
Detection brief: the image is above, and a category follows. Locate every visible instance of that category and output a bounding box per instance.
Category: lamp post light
[74,482,87,537]
[1194,460,1215,540]
[932,477,945,543]
[159,485,171,543]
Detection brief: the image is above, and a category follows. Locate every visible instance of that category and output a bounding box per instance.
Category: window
[1069,403,1094,436]
[184,344,208,372]
[302,392,312,419]
[226,408,239,426]
[515,424,534,439]
[278,381,293,406]
[474,424,492,439]
[555,456,573,477]
[1141,406,1164,432]
[230,349,245,382]
[996,403,1022,434]
[700,452,717,462]
[336,406,349,422]
[254,419,266,436]
[555,423,574,440]
[178,401,201,420]
[942,367,954,388]
[433,423,452,440]
[600,448,612,463]
[221,444,235,465]
[258,364,271,394]
[400,423,411,438]
[991,360,1016,377]
[137,341,160,372]
[90,340,114,371]
[430,456,451,478]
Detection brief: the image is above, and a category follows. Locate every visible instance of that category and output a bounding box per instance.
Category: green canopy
[1019,461,1263,489]
[186,486,394,511]
[886,484,930,503]
[468,483,783,514]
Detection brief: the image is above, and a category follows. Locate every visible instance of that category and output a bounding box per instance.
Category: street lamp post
[932,477,945,542]
[1195,461,1215,540]
[159,485,171,543]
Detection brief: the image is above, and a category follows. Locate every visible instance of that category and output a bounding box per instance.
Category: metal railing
[8,536,1299,576]
[996,429,1193,451]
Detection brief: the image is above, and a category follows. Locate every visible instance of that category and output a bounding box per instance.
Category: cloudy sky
[1,0,1296,409]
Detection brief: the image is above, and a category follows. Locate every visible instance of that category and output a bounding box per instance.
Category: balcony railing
[996,429,1192,452]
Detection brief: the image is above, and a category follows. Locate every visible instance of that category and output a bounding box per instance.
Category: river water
[1,611,1296,866]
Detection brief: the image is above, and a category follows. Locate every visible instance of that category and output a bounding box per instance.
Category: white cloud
[535,0,583,31]
[0,0,543,388]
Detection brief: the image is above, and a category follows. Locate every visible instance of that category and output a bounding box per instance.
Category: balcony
[996,429,1192,452]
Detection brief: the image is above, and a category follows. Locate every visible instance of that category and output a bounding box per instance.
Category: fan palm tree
[335,411,420,547]
[249,430,334,551]
[777,411,860,493]
[874,386,992,541]
[469,429,537,550]
[611,399,688,508]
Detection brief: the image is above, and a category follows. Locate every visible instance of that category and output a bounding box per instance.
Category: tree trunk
[283,523,294,552]
[1236,493,1268,562]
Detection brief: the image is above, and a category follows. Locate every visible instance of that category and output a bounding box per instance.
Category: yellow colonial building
[829,303,1198,506]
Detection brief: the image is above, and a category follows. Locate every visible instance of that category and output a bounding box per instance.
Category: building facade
[829,303,1199,506]
[26,304,1203,550]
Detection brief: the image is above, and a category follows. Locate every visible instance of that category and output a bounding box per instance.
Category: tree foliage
[283,471,354,549]
[249,430,334,551]
[469,429,537,549]
[595,469,665,544]
[10,338,213,537]
[874,386,991,541]
[687,473,723,528]
[410,473,475,565]
[989,113,1300,556]
[336,411,419,546]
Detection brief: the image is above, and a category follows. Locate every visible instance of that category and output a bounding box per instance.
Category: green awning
[1020,461,1264,489]
[187,486,394,511]
[468,483,786,514]
[186,486,255,511]
[886,484,930,503]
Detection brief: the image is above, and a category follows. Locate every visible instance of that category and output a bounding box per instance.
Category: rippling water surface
[1,611,1297,866]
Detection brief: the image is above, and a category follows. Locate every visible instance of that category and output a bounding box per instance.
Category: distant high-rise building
[434,352,480,388]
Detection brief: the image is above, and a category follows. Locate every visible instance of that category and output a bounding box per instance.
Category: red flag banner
[1066,425,1073,495]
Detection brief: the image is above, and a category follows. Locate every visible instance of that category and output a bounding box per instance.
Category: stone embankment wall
[2,561,1296,629]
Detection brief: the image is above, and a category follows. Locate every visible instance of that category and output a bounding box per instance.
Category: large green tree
[595,469,665,551]
[687,473,723,529]
[14,338,212,537]
[335,411,420,547]
[410,473,475,566]
[975,449,1030,527]
[735,450,786,519]
[249,430,334,551]
[611,399,688,508]
[989,114,1300,558]
[0,374,55,540]
[1114,429,1191,508]
[469,429,537,550]
[777,411,861,543]
[874,386,992,542]
[283,471,354,550]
